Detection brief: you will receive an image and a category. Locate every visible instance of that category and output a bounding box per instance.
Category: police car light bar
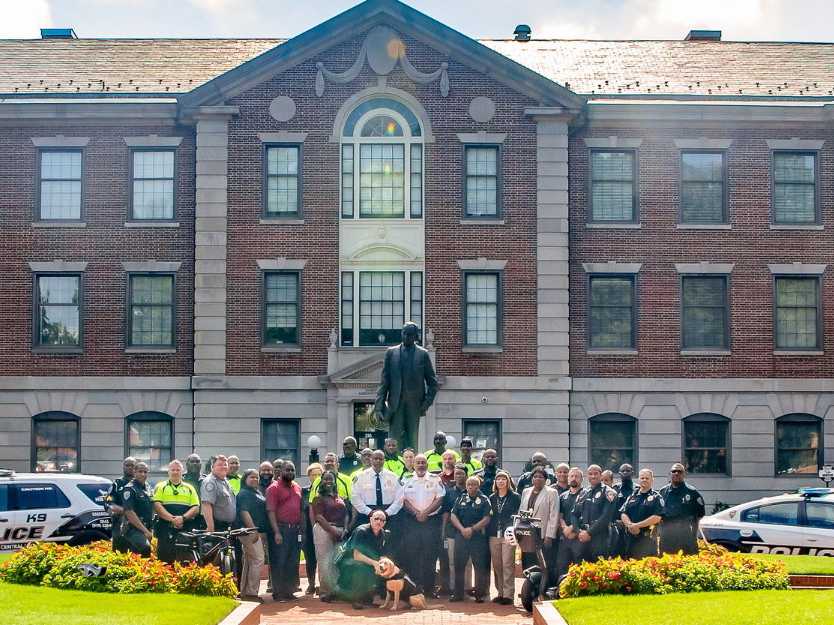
[798,487,834,497]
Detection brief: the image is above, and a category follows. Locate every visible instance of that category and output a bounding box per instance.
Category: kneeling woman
[619,468,664,558]
[336,509,394,609]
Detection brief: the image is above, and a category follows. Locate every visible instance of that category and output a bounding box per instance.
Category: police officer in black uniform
[620,468,664,558]
[557,467,585,580]
[107,456,136,552]
[659,463,705,555]
[516,452,555,493]
[121,461,155,556]
[576,464,618,562]
[449,476,492,602]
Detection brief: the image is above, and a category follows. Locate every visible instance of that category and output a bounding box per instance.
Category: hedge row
[559,542,789,598]
[0,541,237,598]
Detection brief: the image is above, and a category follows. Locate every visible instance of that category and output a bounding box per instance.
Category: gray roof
[2,36,834,99]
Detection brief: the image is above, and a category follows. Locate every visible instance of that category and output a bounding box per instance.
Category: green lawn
[557,590,834,625]
[0,554,11,564]
[748,553,834,575]
[0,582,236,625]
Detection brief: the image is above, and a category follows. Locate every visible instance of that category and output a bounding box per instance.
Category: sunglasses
[670,469,684,474]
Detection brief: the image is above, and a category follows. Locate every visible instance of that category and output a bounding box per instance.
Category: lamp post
[307,434,322,466]
[446,434,457,450]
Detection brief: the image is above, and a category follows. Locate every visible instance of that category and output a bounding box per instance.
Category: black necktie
[375,473,384,507]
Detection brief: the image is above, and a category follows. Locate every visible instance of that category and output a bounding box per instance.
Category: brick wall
[570,123,834,377]
[0,123,195,376]
[225,31,540,377]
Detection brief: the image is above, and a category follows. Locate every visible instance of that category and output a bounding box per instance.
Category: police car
[700,488,834,556]
[0,469,112,552]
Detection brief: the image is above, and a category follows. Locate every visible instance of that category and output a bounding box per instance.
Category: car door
[12,482,73,546]
[740,501,807,554]
[0,485,14,551]
[802,500,834,556]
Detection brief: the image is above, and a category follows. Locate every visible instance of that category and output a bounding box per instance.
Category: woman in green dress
[336,509,392,609]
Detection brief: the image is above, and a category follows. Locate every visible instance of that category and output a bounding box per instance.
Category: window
[128,274,174,348]
[463,272,501,346]
[261,419,300,468]
[681,276,729,350]
[38,149,82,220]
[0,485,8,512]
[681,151,725,224]
[264,145,301,217]
[14,484,71,510]
[77,483,109,506]
[741,502,800,526]
[589,413,636,472]
[806,502,834,530]
[683,414,730,475]
[776,414,822,475]
[774,277,820,350]
[340,270,423,347]
[590,150,636,223]
[773,152,817,224]
[131,150,175,220]
[589,275,635,349]
[464,146,500,217]
[35,275,81,350]
[463,419,502,463]
[126,413,173,472]
[32,412,79,473]
[341,98,423,220]
[263,271,300,346]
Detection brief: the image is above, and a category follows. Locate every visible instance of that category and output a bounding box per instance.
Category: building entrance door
[354,401,387,451]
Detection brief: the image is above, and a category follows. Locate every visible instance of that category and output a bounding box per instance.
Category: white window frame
[340,107,424,221]
[340,269,424,347]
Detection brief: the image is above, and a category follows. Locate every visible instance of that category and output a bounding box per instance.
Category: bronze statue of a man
[375,322,438,451]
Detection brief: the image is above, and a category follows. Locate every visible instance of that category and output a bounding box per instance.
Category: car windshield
[77,482,110,506]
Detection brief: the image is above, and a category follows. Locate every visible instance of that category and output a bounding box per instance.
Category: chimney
[40,28,78,39]
[513,24,532,42]
[684,29,721,41]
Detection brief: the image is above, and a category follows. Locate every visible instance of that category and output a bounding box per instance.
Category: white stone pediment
[327,351,386,385]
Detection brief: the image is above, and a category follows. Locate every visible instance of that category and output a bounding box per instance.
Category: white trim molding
[457,258,507,271]
[766,138,825,151]
[673,138,733,150]
[256,259,308,271]
[124,135,183,147]
[768,263,827,275]
[31,135,89,147]
[582,262,642,274]
[28,260,87,272]
[329,85,435,143]
[583,136,642,149]
[121,261,182,273]
[257,132,308,143]
[675,262,735,274]
[456,132,507,144]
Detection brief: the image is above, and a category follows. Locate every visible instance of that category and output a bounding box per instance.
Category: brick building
[0,0,832,503]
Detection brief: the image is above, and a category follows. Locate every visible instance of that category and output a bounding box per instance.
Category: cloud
[0,0,51,37]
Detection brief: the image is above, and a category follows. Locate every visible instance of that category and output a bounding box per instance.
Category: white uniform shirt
[402,472,445,516]
[350,467,404,516]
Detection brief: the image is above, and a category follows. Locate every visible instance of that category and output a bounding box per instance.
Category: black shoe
[320,594,333,603]
[491,597,503,604]
[475,596,486,603]
[352,602,366,610]
[449,595,464,602]
[501,597,514,605]
[466,589,477,597]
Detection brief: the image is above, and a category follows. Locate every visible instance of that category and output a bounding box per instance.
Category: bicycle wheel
[219,549,235,576]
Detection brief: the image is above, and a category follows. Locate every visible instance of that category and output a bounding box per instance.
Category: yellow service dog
[377,557,428,611]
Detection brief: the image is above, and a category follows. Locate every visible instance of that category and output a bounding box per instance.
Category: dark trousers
[660,519,699,555]
[388,400,421,451]
[438,534,451,592]
[453,533,489,599]
[154,523,177,563]
[556,536,584,580]
[402,514,441,593]
[123,526,151,557]
[301,519,317,585]
[269,524,301,598]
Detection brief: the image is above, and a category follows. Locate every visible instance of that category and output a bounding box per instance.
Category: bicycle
[174,526,259,576]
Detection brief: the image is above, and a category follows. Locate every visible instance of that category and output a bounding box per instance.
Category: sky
[2,0,834,42]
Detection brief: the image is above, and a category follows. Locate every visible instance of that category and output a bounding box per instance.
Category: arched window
[775,413,822,476]
[126,412,173,472]
[341,97,423,220]
[683,413,730,475]
[32,411,80,473]
[588,413,636,472]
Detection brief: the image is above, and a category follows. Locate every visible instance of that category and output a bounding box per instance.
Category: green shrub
[0,541,236,598]
[559,542,789,598]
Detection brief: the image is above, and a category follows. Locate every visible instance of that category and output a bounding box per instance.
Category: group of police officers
[105,431,706,605]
